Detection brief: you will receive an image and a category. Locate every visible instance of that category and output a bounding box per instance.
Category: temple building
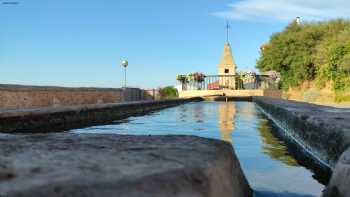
[177,23,283,98]
[218,41,237,89]
[208,41,237,90]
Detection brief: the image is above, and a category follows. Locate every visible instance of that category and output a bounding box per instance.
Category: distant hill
[257,19,350,104]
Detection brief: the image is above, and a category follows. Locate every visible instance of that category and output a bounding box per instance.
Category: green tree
[159,86,178,99]
[257,19,350,101]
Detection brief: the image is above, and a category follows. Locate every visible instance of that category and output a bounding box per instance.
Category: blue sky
[1,0,349,88]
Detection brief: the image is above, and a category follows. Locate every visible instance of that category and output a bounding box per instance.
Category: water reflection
[177,105,188,123]
[214,102,327,196]
[257,116,332,185]
[257,119,298,166]
[216,101,298,168]
[255,190,316,197]
[193,103,205,123]
[73,101,329,196]
[237,102,256,120]
[218,102,236,143]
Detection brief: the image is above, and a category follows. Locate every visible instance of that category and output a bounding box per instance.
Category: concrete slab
[0,134,251,197]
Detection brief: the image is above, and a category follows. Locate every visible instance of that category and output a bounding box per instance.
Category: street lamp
[121,59,128,88]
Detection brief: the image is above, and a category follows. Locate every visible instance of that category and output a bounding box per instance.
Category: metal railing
[180,75,278,91]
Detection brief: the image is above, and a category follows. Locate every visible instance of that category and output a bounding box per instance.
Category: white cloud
[213,0,350,22]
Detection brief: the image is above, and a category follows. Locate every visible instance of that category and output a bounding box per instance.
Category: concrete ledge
[323,147,350,197]
[207,96,253,102]
[0,134,252,197]
[0,98,201,133]
[253,97,350,168]
[178,89,282,99]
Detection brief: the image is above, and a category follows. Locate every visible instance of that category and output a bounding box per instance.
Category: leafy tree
[257,19,350,101]
[159,86,178,99]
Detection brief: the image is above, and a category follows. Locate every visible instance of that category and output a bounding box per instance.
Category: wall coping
[0,84,126,92]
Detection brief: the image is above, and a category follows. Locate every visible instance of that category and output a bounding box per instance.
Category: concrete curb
[0,98,202,133]
[253,97,350,168]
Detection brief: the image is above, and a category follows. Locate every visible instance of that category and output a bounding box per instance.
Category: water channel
[72,101,330,197]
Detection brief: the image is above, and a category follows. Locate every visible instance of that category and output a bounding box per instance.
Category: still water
[72,102,329,197]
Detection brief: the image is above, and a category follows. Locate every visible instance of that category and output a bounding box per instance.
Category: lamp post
[121,59,128,88]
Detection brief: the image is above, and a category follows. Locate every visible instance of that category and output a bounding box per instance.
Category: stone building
[218,42,237,89]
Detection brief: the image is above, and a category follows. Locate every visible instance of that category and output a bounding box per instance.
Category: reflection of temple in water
[218,102,236,143]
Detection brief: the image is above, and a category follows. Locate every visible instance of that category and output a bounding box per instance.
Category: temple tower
[218,23,237,89]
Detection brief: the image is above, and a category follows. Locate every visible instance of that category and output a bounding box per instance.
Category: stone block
[323,147,350,197]
[0,134,252,197]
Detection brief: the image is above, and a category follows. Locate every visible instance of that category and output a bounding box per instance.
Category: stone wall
[0,84,153,109]
[0,98,201,133]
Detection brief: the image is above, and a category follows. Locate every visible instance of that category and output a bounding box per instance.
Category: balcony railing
[179,75,278,91]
